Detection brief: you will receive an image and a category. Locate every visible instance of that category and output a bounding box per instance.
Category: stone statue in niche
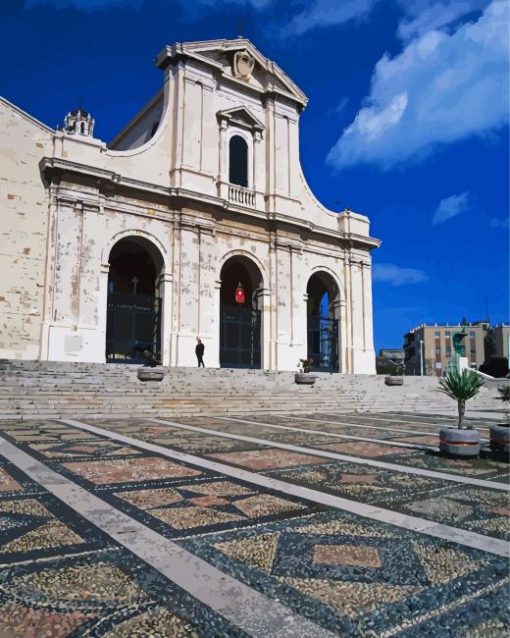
[233,50,255,81]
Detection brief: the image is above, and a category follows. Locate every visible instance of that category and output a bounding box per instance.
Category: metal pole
[420,338,425,376]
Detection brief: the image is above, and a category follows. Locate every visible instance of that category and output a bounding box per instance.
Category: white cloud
[283,0,489,37]
[373,263,429,286]
[432,191,469,225]
[285,0,380,36]
[397,0,490,40]
[327,1,509,170]
[490,217,510,228]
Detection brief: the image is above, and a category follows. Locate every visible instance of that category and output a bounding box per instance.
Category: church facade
[0,39,379,373]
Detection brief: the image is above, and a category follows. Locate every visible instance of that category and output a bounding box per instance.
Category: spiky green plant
[497,385,510,403]
[497,385,510,425]
[438,369,484,429]
[298,358,314,373]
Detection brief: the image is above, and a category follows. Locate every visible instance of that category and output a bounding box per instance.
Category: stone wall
[0,99,52,359]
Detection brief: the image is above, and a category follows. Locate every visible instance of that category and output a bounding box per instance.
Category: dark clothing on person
[195,342,205,367]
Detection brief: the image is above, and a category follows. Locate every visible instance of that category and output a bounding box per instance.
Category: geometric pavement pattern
[184,510,509,636]
[0,413,509,637]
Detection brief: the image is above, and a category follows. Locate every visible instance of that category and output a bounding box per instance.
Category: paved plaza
[0,411,508,637]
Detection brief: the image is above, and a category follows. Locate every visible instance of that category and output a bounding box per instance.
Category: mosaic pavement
[79,415,510,541]
[0,411,508,637]
[0,458,244,637]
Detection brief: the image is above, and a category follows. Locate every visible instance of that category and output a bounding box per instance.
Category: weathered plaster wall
[43,185,175,363]
[0,99,52,359]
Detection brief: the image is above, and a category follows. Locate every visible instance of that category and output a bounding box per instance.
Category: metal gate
[307,316,339,372]
[106,293,161,363]
[220,306,261,369]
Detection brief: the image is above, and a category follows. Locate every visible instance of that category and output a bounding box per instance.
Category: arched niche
[306,271,341,372]
[105,236,164,363]
[219,255,264,368]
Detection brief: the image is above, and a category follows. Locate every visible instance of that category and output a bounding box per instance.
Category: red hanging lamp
[235,282,245,305]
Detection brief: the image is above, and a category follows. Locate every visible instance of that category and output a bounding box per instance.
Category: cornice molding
[39,157,380,251]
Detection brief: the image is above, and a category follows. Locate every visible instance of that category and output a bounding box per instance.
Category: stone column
[218,118,228,196]
[157,272,173,366]
[97,262,110,363]
[339,299,348,373]
[198,225,217,367]
[213,279,222,369]
[258,288,271,370]
[297,292,309,365]
[170,218,181,366]
[362,260,373,353]
[252,130,262,194]
[332,298,342,372]
[39,178,59,361]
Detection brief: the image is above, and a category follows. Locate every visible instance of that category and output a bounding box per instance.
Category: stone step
[0,360,504,420]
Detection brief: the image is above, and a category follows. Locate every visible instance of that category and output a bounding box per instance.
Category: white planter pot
[489,424,510,461]
[295,373,317,385]
[439,427,480,457]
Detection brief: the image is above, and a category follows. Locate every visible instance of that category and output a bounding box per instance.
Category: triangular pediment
[216,107,264,131]
[156,39,308,108]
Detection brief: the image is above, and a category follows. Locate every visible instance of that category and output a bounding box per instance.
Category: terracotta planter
[439,427,480,457]
[137,367,165,382]
[385,376,404,386]
[295,373,317,385]
[490,424,510,461]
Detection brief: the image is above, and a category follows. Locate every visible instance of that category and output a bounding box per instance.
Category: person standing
[195,337,205,367]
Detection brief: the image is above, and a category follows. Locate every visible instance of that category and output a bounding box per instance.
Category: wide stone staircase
[0,360,505,420]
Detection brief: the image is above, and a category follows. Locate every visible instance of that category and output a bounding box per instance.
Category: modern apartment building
[404,322,489,377]
[485,324,510,360]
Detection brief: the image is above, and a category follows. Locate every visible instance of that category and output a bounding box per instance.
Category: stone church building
[0,38,379,373]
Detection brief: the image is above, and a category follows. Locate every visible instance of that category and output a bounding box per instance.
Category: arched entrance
[105,237,163,363]
[307,272,340,372]
[220,256,262,368]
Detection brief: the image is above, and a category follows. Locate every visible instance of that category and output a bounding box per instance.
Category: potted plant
[437,368,485,457]
[385,360,404,386]
[295,358,317,385]
[489,385,510,461]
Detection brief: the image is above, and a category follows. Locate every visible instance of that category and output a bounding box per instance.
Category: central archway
[220,256,263,368]
[307,271,340,372]
[105,237,164,363]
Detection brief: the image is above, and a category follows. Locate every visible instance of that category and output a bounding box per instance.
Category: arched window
[229,135,248,187]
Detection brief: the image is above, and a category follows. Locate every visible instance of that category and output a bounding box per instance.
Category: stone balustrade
[228,185,256,207]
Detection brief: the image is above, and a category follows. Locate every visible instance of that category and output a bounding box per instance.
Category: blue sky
[1,0,508,351]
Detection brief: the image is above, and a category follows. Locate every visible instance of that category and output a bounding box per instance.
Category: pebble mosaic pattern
[181,509,510,637]
[0,455,244,637]
[0,411,509,637]
[130,414,510,483]
[0,421,321,542]
[85,415,510,541]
